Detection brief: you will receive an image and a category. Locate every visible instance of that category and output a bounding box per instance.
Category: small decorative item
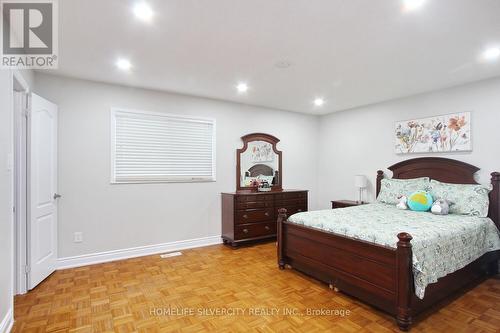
[354,175,368,203]
[395,112,471,154]
[397,195,408,210]
[258,181,272,192]
[431,199,453,215]
[407,191,434,212]
[250,179,260,187]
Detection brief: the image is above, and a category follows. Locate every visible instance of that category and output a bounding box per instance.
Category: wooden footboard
[277,208,414,330]
[277,208,499,331]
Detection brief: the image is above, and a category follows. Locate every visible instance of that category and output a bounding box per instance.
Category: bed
[276,157,500,331]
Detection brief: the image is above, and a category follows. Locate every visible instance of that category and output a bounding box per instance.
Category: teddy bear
[396,195,408,210]
[431,199,453,215]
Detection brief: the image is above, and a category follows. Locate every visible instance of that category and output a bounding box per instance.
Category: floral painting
[395,112,471,154]
[251,142,274,162]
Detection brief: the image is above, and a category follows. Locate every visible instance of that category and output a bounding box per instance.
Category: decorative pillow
[257,175,274,185]
[377,177,431,204]
[429,180,491,217]
[407,191,434,212]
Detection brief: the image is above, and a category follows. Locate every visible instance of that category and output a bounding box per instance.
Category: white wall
[34,73,320,258]
[0,69,33,330]
[317,77,500,209]
[31,73,500,260]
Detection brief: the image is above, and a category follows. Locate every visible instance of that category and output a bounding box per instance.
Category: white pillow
[257,175,274,185]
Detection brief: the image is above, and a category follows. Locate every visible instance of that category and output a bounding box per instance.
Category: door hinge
[13,206,15,213]
[24,265,30,274]
[24,93,31,118]
[23,108,31,118]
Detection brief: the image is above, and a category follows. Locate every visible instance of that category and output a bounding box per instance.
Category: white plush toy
[397,195,408,210]
[431,199,452,215]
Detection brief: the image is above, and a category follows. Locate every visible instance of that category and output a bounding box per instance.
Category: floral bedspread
[287,203,500,299]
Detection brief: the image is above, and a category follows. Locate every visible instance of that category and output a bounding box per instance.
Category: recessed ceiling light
[116,58,132,71]
[403,0,426,11]
[133,2,154,22]
[313,98,325,107]
[483,47,500,61]
[236,82,249,93]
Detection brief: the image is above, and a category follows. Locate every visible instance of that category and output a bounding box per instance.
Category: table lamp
[354,175,368,203]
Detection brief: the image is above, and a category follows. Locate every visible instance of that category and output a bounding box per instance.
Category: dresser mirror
[236,133,282,191]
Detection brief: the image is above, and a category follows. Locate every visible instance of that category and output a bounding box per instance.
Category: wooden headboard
[375,157,500,229]
[246,164,274,177]
[245,164,279,185]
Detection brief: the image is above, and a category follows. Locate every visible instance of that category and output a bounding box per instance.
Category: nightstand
[331,200,365,209]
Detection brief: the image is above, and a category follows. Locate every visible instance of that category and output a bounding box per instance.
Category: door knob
[53,193,62,199]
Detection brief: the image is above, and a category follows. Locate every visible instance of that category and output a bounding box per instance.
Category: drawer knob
[297,209,302,212]
[243,229,249,234]
[265,226,270,231]
[243,214,248,219]
[264,212,270,217]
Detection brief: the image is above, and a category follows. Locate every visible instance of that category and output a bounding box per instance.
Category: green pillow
[430,180,491,217]
[407,191,433,212]
[377,177,431,204]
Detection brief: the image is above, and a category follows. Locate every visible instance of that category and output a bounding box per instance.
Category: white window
[111,108,216,183]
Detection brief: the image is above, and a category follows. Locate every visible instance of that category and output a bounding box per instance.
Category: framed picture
[395,112,471,154]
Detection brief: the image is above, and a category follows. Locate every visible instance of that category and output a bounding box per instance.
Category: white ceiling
[52,0,500,114]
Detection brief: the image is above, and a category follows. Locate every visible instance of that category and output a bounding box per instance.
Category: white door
[28,93,58,289]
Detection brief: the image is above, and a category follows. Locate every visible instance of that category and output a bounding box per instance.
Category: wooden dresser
[221,190,308,247]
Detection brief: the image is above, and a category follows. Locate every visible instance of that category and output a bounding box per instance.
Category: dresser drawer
[235,194,273,202]
[235,200,274,210]
[235,221,276,240]
[274,192,307,200]
[236,208,274,224]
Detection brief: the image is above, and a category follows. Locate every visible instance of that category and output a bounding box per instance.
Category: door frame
[12,70,30,295]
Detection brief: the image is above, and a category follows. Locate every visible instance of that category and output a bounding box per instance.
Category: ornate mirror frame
[236,133,282,191]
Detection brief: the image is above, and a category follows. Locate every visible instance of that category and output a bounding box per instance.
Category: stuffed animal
[396,195,408,210]
[407,191,434,212]
[431,199,452,215]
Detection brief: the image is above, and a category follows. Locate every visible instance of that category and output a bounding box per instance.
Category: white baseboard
[57,235,222,270]
[0,308,13,333]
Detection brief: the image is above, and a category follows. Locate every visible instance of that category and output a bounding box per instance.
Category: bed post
[489,172,500,229]
[376,170,384,197]
[277,208,288,270]
[489,172,500,276]
[396,232,413,331]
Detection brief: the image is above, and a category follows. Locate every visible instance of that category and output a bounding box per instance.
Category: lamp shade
[354,175,368,188]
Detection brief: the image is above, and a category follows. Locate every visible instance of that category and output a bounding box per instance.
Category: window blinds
[111,109,216,183]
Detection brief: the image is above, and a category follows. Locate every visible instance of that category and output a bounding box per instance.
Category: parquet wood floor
[13,242,500,333]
